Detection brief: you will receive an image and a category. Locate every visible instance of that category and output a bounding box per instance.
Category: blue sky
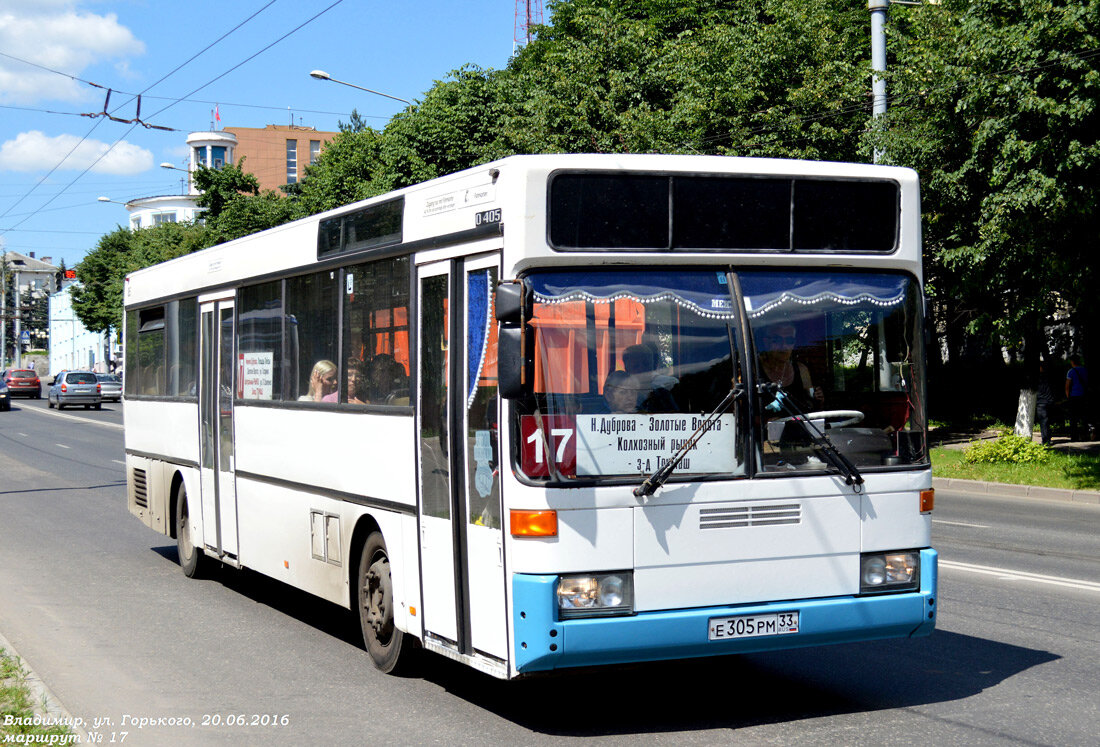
[0,0,522,269]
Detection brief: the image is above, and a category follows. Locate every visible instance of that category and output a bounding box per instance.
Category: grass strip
[0,647,75,743]
[932,446,1100,491]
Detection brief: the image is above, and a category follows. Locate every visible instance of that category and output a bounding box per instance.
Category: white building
[1,250,57,367]
[49,284,119,373]
[113,131,241,229]
[125,194,205,231]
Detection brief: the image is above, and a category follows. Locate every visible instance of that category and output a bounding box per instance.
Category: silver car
[96,373,123,402]
[48,371,103,410]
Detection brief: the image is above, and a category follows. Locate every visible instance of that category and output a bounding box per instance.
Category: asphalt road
[1,400,1098,745]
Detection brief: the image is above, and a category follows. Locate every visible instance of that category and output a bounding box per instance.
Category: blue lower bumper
[513,548,937,673]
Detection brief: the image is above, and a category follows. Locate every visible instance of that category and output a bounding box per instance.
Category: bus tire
[175,481,206,578]
[358,531,407,673]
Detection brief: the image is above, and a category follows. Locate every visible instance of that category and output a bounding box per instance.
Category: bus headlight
[860,551,919,593]
[557,572,634,618]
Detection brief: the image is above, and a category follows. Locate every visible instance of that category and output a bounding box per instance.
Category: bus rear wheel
[358,531,408,673]
[175,482,207,578]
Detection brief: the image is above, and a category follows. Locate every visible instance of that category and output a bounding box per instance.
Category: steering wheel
[775,410,865,428]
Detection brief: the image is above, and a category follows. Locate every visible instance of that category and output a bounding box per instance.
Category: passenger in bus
[322,359,367,404]
[623,343,678,390]
[300,359,337,402]
[622,343,679,412]
[601,370,638,413]
[757,322,823,414]
[366,354,407,403]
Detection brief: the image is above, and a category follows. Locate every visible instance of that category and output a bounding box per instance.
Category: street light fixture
[309,69,412,105]
[160,162,191,195]
[97,196,129,205]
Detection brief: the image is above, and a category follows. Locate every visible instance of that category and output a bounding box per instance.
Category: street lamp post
[868,0,927,163]
[160,162,190,194]
[309,70,412,105]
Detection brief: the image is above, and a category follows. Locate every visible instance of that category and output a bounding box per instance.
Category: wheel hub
[364,559,392,637]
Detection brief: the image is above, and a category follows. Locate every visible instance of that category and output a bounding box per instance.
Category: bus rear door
[199,296,239,560]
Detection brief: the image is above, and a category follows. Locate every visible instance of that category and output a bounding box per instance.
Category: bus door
[198,297,239,560]
[417,254,507,662]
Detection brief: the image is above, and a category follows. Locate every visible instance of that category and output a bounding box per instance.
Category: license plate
[708,611,799,641]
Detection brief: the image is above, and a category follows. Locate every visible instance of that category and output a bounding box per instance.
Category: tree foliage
[878,0,1100,364]
[76,0,1100,392]
[71,222,209,334]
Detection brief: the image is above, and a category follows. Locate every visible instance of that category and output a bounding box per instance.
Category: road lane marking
[55,444,71,449]
[940,560,1100,594]
[933,519,990,529]
[17,403,123,430]
[113,460,126,465]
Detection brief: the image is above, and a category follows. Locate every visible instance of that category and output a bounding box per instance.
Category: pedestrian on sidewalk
[1065,355,1091,441]
[1037,362,1055,446]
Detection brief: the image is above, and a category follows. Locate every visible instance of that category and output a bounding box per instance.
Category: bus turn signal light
[510,509,557,537]
[920,489,934,513]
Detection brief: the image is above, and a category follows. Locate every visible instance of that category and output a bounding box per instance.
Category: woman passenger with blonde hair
[300,359,337,402]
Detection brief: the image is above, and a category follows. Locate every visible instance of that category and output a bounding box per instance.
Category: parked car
[47,370,102,410]
[0,381,9,411]
[1,368,41,399]
[96,373,123,402]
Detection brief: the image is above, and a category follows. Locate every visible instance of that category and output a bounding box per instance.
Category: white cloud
[0,131,153,175]
[0,2,145,105]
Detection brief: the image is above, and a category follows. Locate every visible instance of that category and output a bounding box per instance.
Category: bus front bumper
[512,548,937,673]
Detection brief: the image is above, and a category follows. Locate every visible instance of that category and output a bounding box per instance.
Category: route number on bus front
[519,415,577,477]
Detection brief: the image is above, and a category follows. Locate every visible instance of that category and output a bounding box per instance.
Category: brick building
[225,125,339,192]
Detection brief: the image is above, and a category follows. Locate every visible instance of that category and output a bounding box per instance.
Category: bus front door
[198,297,239,560]
[417,254,507,664]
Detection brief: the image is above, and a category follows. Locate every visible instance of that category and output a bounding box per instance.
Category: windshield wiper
[633,384,743,498]
[761,383,864,490]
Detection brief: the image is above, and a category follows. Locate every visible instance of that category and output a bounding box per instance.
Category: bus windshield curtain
[529,270,739,322]
[741,272,908,320]
[467,270,492,407]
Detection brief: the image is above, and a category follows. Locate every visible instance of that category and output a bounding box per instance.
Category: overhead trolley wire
[0,0,345,239]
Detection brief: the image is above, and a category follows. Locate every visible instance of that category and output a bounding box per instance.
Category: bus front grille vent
[132,469,148,508]
[699,503,801,530]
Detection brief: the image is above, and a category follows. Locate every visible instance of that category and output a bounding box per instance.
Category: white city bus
[124,154,936,679]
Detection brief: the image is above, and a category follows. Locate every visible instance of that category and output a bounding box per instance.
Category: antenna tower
[514,0,543,49]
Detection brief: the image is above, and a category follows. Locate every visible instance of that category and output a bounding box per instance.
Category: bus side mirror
[496,282,528,400]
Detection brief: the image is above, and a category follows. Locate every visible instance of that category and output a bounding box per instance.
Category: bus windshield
[518,269,745,481]
[744,270,927,473]
[514,268,927,482]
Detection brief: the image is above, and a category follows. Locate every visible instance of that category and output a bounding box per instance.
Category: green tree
[879,0,1100,368]
[295,0,873,203]
[193,158,302,244]
[192,160,260,219]
[71,222,209,333]
[294,126,386,214]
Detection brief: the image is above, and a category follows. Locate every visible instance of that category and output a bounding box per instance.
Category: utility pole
[869,0,888,163]
[0,250,7,369]
[12,268,21,368]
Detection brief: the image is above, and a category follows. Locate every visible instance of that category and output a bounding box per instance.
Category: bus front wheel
[358,531,408,673]
[175,482,207,578]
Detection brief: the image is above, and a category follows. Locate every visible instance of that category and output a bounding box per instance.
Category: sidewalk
[930,429,1100,505]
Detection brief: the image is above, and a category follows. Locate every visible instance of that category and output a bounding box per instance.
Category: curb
[933,477,1100,506]
[0,628,91,744]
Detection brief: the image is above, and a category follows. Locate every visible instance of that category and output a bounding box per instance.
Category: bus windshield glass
[743,270,927,473]
[516,269,745,482]
[514,268,927,483]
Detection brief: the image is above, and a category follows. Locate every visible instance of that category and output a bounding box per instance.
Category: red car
[1,369,41,399]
